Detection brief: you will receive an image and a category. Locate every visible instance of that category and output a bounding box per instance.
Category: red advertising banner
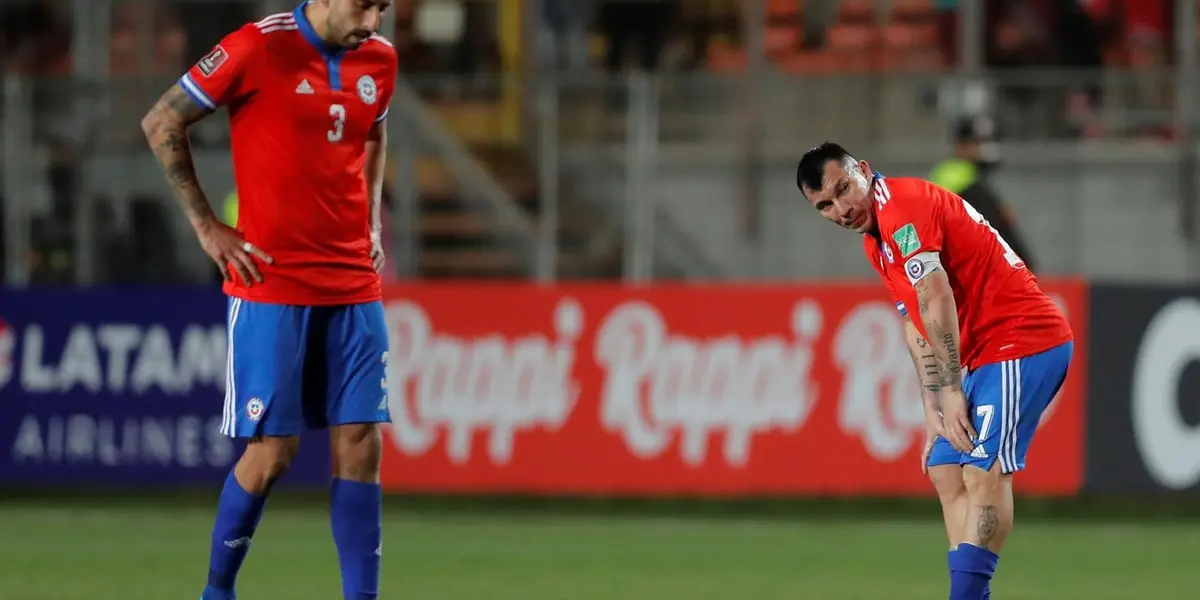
[378,280,1088,497]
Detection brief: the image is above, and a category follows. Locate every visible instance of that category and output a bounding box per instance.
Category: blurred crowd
[0,0,1185,285]
[0,1,1175,95]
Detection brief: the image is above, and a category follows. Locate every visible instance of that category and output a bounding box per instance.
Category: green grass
[0,497,1195,599]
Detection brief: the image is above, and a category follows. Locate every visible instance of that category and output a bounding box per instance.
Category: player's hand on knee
[940,389,977,453]
[197,219,274,285]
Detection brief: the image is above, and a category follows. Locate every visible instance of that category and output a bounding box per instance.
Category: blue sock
[331,478,383,600]
[202,470,270,600]
[948,543,999,600]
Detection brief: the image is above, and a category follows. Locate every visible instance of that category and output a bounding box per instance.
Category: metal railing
[4,69,1200,284]
[3,0,1200,284]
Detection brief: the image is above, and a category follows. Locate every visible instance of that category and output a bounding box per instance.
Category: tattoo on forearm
[921,356,940,393]
[940,332,962,385]
[916,277,963,390]
[911,335,941,395]
[142,84,215,223]
[975,505,1000,545]
[924,320,963,389]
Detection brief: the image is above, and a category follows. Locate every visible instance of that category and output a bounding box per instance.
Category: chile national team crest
[357,75,378,105]
[246,398,265,422]
[905,257,925,280]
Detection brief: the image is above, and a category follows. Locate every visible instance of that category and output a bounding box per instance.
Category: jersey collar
[294,1,345,58]
[865,170,885,240]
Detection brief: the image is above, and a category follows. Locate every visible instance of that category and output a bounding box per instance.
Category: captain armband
[904,251,943,285]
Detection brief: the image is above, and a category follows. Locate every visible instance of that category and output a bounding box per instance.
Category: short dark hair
[796,142,855,197]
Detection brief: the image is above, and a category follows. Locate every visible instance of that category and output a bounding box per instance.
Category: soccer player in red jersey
[797,143,1073,600]
[140,2,395,598]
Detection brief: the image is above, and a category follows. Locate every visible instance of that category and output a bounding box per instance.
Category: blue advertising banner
[0,288,330,486]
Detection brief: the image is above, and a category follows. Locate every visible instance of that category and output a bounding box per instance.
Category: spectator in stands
[799,0,838,50]
[1089,0,1171,136]
[934,0,959,66]
[930,116,1036,272]
[599,0,673,74]
[541,0,593,71]
[681,0,739,70]
[985,0,1054,138]
[1049,0,1105,137]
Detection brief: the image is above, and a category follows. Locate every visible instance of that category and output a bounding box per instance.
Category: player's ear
[858,159,871,176]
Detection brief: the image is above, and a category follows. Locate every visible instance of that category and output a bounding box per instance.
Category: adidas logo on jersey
[970,445,988,459]
[295,79,314,94]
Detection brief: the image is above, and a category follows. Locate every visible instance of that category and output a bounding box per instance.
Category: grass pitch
[0,496,1194,599]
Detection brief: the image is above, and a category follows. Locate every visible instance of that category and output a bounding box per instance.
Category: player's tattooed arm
[902,320,941,410]
[141,83,216,228]
[914,271,963,391]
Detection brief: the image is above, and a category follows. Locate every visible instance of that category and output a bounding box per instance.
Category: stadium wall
[0,282,1191,498]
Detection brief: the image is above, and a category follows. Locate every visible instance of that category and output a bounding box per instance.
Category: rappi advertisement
[378,281,1089,497]
[0,289,329,486]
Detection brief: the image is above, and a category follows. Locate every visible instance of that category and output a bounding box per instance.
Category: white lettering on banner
[384,299,582,464]
[1132,298,1200,490]
[595,301,820,467]
[10,414,235,467]
[17,324,226,395]
[833,303,926,461]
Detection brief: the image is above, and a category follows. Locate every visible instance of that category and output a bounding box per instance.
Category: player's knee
[236,435,301,492]
[929,464,967,505]
[331,424,382,482]
[963,461,1009,501]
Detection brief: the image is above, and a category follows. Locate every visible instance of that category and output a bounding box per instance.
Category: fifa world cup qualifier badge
[357,75,377,105]
[892,223,921,257]
[198,46,228,77]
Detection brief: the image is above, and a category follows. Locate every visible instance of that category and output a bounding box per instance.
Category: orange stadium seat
[765,25,801,55]
[826,24,875,51]
[766,0,798,19]
[714,0,942,74]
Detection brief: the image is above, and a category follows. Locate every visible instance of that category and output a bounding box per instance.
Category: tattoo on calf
[975,505,1000,545]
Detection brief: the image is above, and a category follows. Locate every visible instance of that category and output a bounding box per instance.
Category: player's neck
[303,2,339,47]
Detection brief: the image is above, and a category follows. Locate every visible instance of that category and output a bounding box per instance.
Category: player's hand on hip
[940,388,977,453]
[196,219,274,285]
[369,233,386,274]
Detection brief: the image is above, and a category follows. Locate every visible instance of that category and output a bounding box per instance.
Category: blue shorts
[221,297,390,438]
[926,341,1073,474]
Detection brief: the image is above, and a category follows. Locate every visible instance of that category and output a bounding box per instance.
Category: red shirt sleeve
[885,180,944,258]
[371,36,398,124]
[178,25,262,111]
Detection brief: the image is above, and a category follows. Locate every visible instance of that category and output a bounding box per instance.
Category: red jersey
[863,175,1072,369]
[179,7,397,305]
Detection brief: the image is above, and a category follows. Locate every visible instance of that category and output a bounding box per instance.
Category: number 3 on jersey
[959,197,1023,268]
[327,104,346,143]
